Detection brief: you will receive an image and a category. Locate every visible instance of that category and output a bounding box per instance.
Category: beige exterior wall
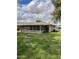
[48,25,53,32]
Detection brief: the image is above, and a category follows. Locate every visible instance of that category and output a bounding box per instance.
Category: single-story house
[17,22,54,33]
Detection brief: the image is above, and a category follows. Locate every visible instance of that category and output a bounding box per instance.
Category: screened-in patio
[17,22,53,33]
[18,25,49,33]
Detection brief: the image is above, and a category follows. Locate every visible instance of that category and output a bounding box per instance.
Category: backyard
[17,32,61,59]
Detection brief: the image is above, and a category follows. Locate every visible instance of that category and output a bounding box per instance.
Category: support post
[40,26,41,32]
[49,25,52,32]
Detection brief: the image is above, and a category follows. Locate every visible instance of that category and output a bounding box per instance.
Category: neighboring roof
[17,21,53,26]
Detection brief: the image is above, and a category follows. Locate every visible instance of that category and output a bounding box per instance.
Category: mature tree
[52,0,61,20]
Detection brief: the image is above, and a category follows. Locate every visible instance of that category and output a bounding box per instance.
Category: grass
[17,32,61,59]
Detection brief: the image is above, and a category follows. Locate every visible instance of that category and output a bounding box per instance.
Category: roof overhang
[17,22,53,26]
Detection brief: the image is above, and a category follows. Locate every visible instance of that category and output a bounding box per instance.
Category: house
[17,21,54,33]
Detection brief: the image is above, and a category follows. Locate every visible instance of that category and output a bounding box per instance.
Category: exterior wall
[48,25,53,32]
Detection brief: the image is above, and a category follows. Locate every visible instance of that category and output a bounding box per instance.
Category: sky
[17,0,55,22]
[18,0,32,5]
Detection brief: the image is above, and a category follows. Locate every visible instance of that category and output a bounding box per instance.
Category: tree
[52,0,61,20]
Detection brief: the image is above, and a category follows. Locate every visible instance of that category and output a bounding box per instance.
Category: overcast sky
[17,0,55,22]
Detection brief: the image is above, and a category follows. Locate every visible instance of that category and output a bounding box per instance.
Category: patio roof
[17,21,53,26]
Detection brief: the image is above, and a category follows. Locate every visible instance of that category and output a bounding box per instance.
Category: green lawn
[17,32,61,59]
